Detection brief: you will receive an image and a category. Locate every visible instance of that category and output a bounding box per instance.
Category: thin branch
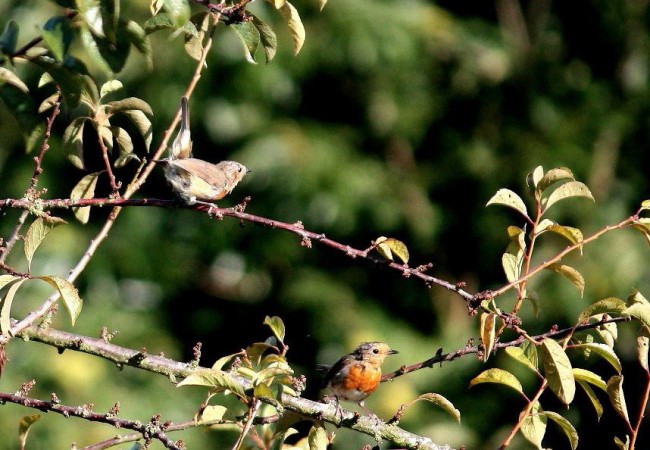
[16,324,454,450]
[0,392,183,450]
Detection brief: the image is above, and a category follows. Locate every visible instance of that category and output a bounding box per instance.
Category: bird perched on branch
[319,341,398,416]
[157,96,249,205]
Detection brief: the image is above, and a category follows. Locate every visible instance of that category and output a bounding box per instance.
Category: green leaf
[526,166,544,192]
[231,21,261,64]
[308,424,328,450]
[413,393,461,423]
[246,342,274,366]
[533,218,554,235]
[37,276,83,326]
[278,1,305,55]
[112,126,136,167]
[545,411,578,450]
[264,316,285,342]
[520,402,546,450]
[41,16,73,61]
[211,352,240,371]
[536,167,575,193]
[253,382,278,402]
[24,217,63,270]
[614,435,631,450]
[163,0,191,27]
[251,14,277,63]
[18,414,41,450]
[77,0,104,37]
[178,369,247,400]
[546,263,585,297]
[0,20,19,55]
[502,252,520,283]
[32,55,96,109]
[504,346,538,373]
[0,275,20,290]
[469,368,524,395]
[543,181,595,212]
[0,279,27,336]
[572,368,607,391]
[71,172,100,224]
[541,338,575,405]
[607,375,630,427]
[480,312,496,361]
[578,297,626,323]
[576,380,604,420]
[486,188,528,218]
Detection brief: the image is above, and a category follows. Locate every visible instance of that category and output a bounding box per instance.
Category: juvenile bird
[158,96,249,205]
[320,341,398,415]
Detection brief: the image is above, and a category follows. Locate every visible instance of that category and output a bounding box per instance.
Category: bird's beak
[388,349,399,355]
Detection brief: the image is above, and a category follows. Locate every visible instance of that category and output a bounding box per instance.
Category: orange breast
[341,364,381,394]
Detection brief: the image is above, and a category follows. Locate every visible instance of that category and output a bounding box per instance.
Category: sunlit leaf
[577,380,604,420]
[278,1,305,55]
[624,289,650,329]
[638,326,650,372]
[71,172,100,224]
[62,117,87,169]
[502,253,520,283]
[546,263,585,297]
[614,435,630,450]
[211,352,240,371]
[37,276,83,326]
[541,338,575,405]
[308,424,328,450]
[607,375,630,427]
[573,368,607,391]
[105,97,154,116]
[253,383,277,402]
[264,315,285,342]
[469,368,523,395]
[537,167,575,192]
[111,126,136,167]
[480,312,496,361]
[196,405,227,424]
[486,188,528,217]
[163,0,191,27]
[24,217,63,270]
[526,165,544,193]
[413,393,461,423]
[520,402,546,450]
[100,79,123,99]
[543,181,595,212]
[578,297,626,323]
[571,343,621,374]
[546,224,583,245]
[545,411,578,450]
[375,237,410,264]
[0,279,27,335]
[504,346,538,373]
[0,68,29,93]
[19,414,41,450]
[78,0,104,37]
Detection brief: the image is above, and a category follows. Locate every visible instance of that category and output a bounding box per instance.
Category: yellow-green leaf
[537,167,575,192]
[504,346,538,373]
[577,380,604,420]
[308,424,328,450]
[375,237,410,264]
[480,312,496,361]
[526,166,545,192]
[19,414,41,450]
[0,275,20,290]
[63,117,87,169]
[469,368,523,395]
[624,290,650,329]
[264,315,285,342]
[415,393,461,423]
[1,279,26,336]
[578,297,626,323]
[24,217,62,270]
[547,263,585,297]
[545,411,578,450]
[502,252,520,283]
[520,402,546,450]
[573,368,607,391]
[541,338,575,405]
[71,172,101,224]
[37,276,83,326]
[197,405,227,424]
[638,327,650,372]
[614,435,630,450]
[607,375,630,427]
[546,224,584,245]
[278,1,305,55]
[486,188,528,218]
[571,343,621,374]
[543,181,595,212]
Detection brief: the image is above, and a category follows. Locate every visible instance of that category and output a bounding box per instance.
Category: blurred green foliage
[1,0,650,448]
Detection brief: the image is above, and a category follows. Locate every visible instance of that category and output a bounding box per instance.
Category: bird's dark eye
[373,348,379,354]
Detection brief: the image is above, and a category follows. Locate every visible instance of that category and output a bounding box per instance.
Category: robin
[319,341,398,415]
